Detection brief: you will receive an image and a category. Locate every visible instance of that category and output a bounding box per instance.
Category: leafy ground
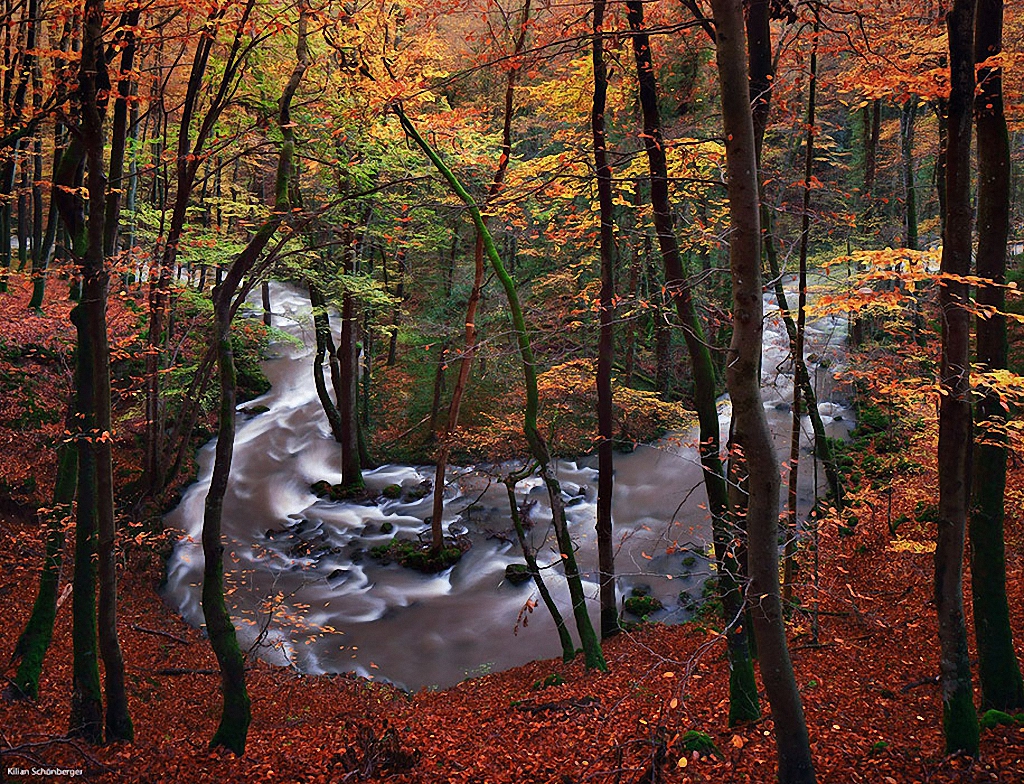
[2,274,1024,783]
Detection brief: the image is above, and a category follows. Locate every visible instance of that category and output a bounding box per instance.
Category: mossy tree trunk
[10,420,76,699]
[971,0,1024,713]
[396,105,606,672]
[200,6,308,753]
[431,0,530,556]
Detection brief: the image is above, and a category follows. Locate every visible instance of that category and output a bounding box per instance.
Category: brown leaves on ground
[2,274,1023,783]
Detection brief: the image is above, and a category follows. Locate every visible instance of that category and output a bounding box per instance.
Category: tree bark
[971,0,1024,713]
[310,283,346,443]
[900,98,919,251]
[935,0,980,756]
[10,420,76,700]
[710,1,815,780]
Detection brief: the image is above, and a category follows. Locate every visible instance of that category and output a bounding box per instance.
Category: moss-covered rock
[381,484,403,500]
[624,592,663,618]
[677,730,719,757]
[531,672,566,690]
[370,537,465,573]
[504,563,532,586]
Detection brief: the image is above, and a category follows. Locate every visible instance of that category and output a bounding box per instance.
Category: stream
[163,281,853,691]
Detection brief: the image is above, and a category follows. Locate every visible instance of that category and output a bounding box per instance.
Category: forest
[1,0,1023,781]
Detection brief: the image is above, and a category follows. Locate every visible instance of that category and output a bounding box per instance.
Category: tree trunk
[202,299,252,755]
[310,283,346,443]
[144,2,256,497]
[935,0,980,756]
[10,402,77,700]
[628,0,756,722]
[201,6,308,752]
[504,469,575,662]
[387,249,405,366]
[710,1,815,780]
[971,0,1024,713]
[431,0,530,555]
[592,0,618,640]
[900,98,919,251]
[396,106,606,671]
[261,280,272,327]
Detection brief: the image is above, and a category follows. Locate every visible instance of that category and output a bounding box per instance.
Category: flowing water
[163,281,853,691]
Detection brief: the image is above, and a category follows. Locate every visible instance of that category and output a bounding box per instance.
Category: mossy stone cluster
[370,538,463,573]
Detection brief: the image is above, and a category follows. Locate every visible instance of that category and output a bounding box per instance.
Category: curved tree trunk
[504,469,575,662]
[200,7,309,753]
[710,1,815,780]
[396,106,606,671]
[431,0,531,555]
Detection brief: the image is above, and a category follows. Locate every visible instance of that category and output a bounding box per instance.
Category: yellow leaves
[888,539,936,554]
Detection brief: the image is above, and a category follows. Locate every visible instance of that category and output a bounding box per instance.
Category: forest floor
[2,274,1024,783]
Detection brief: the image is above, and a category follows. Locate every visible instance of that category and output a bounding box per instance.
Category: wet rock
[403,480,432,501]
[504,563,532,586]
[381,484,403,500]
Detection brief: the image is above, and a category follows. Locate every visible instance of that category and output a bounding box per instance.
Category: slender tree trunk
[202,298,251,755]
[339,286,363,490]
[628,0,756,722]
[431,0,530,555]
[901,98,919,250]
[592,0,618,639]
[310,283,346,442]
[935,0,980,756]
[145,2,256,496]
[10,403,77,699]
[79,0,134,741]
[387,249,405,366]
[711,1,815,780]
[261,280,272,326]
[971,0,1024,713]
[396,106,606,671]
[784,19,818,602]
[504,469,575,662]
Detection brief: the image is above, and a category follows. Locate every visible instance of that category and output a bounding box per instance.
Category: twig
[901,675,939,693]
[130,624,190,645]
